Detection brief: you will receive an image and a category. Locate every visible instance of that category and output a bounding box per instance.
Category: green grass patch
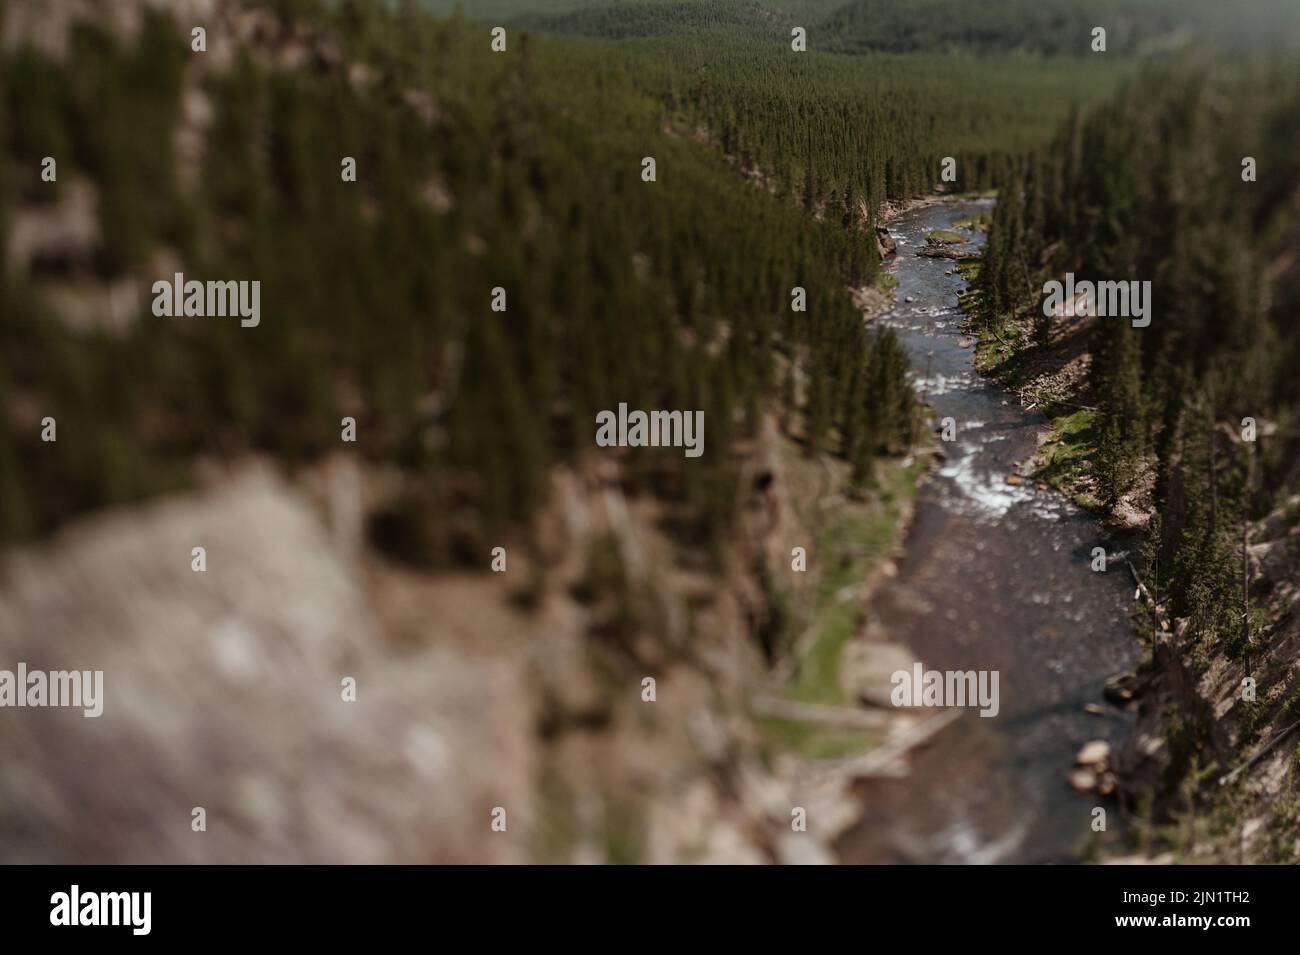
[754,455,921,761]
[757,717,881,759]
[953,214,990,232]
[786,458,921,707]
[972,319,1022,376]
[1035,408,1102,508]
[786,595,858,706]
[926,229,969,245]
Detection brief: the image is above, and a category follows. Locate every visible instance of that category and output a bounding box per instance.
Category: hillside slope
[0,0,923,863]
[974,60,1300,861]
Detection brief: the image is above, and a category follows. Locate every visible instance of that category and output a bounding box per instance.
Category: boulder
[1068,768,1098,792]
[1104,671,1140,705]
[875,225,897,257]
[1075,740,1111,767]
[840,640,918,709]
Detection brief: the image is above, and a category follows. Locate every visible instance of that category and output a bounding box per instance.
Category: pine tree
[1093,322,1145,508]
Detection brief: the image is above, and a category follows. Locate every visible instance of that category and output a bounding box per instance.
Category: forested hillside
[0,0,1125,552]
[2,0,1106,867]
[977,59,1300,859]
[422,1,1132,216]
[418,0,847,23]
[823,0,1300,56]
[979,59,1300,615]
[515,0,780,39]
[0,1,923,555]
[425,0,1300,57]
[632,41,1119,203]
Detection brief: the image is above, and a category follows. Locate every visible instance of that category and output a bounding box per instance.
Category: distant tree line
[822,0,1300,58]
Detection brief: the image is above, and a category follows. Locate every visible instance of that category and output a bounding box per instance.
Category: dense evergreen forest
[976,58,1300,852]
[630,40,1117,204]
[515,0,783,39]
[424,0,1300,57]
[420,0,847,23]
[0,1,919,559]
[979,59,1300,650]
[822,0,1300,56]
[0,0,1127,556]
[453,3,1129,228]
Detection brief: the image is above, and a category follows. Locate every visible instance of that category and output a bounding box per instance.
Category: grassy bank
[758,445,927,759]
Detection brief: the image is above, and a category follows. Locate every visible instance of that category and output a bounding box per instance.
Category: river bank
[830,198,1142,862]
[962,241,1300,863]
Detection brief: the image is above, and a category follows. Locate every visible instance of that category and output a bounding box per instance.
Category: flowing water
[836,199,1141,864]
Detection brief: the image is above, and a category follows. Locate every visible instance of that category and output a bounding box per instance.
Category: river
[836,199,1142,864]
